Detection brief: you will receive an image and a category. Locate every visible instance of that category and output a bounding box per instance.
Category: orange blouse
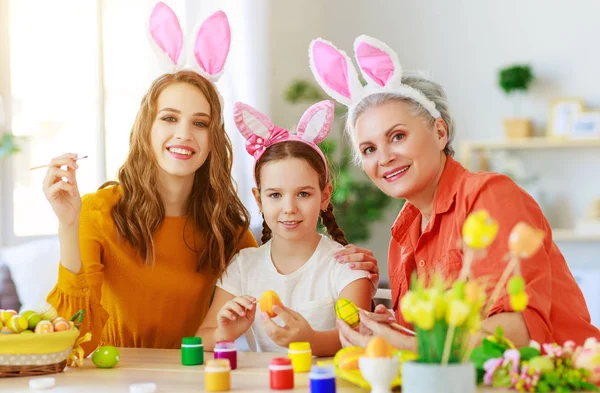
[388,156,600,345]
[47,186,257,356]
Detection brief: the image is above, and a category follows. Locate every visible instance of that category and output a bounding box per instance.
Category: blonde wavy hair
[101,71,250,275]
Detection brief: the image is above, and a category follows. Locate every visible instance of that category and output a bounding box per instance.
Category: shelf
[462,137,600,151]
[552,229,600,242]
[460,137,600,170]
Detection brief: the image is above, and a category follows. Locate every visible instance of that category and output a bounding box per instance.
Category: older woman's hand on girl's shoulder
[334,245,379,287]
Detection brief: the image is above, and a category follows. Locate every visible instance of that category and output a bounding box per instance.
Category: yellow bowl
[0,328,79,355]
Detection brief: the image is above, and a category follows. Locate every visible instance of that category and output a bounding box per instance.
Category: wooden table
[0,348,533,392]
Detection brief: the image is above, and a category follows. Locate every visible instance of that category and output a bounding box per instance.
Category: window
[6,0,103,238]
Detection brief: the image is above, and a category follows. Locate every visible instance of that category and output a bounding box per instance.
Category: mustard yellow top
[47,186,257,356]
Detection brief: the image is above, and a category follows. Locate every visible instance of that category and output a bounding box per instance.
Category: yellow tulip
[446,299,471,326]
[465,311,482,332]
[464,281,485,307]
[412,300,435,330]
[510,291,529,312]
[400,292,418,323]
[462,210,499,250]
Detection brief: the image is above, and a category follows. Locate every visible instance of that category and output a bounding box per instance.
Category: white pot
[402,361,476,393]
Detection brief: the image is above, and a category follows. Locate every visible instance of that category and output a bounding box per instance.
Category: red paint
[269,357,294,390]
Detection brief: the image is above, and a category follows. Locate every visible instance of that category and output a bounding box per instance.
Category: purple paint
[214,341,237,370]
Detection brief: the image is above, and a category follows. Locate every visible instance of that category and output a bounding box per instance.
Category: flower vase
[402,361,476,393]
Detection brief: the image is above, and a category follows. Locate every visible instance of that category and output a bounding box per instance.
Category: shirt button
[418,260,426,268]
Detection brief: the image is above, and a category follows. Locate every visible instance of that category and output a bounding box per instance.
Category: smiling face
[254,157,331,242]
[354,99,448,201]
[150,82,211,180]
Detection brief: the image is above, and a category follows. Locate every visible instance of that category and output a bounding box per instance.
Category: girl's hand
[334,245,379,287]
[43,153,82,226]
[261,305,313,348]
[217,295,257,341]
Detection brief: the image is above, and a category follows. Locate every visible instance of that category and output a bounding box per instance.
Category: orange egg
[259,290,283,318]
[365,336,392,358]
[335,346,365,370]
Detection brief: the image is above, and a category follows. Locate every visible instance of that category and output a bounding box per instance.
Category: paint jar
[205,359,231,392]
[309,365,336,393]
[269,357,294,390]
[214,341,237,370]
[181,336,203,365]
[288,342,312,372]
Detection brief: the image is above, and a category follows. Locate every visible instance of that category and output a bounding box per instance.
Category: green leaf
[482,338,508,355]
[518,346,540,361]
[498,64,534,95]
[0,133,21,159]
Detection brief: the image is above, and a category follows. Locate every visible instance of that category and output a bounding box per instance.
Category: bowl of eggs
[0,304,83,378]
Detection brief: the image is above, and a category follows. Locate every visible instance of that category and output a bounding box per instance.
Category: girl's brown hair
[254,140,347,246]
[101,71,250,275]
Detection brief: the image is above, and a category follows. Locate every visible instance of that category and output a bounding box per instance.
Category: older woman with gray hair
[309,35,599,349]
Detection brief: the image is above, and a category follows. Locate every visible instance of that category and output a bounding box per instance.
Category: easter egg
[39,303,58,321]
[334,346,364,370]
[509,291,529,312]
[462,210,499,250]
[53,317,71,332]
[0,326,13,335]
[8,315,27,333]
[92,346,121,368]
[365,336,392,358]
[508,222,545,258]
[20,310,42,330]
[507,276,525,295]
[335,298,360,328]
[0,309,17,324]
[259,290,283,318]
[35,320,55,334]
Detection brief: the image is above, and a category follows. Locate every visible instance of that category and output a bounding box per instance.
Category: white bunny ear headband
[308,35,441,120]
[233,100,334,181]
[148,2,230,82]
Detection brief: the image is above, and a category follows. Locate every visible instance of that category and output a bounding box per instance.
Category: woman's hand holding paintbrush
[41,153,84,227]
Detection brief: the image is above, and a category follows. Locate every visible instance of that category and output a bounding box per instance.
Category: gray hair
[346,76,455,164]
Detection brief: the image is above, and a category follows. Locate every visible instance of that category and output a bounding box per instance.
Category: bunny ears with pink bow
[148,2,230,82]
[309,35,441,119]
[233,100,334,180]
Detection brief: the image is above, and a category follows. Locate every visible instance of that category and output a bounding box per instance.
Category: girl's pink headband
[233,100,334,181]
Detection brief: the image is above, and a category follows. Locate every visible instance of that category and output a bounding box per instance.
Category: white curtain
[185,0,269,232]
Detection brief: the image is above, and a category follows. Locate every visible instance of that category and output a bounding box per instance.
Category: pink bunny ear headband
[148,2,230,83]
[233,100,334,182]
[309,35,441,120]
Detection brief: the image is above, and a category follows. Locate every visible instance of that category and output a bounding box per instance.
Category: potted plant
[498,64,534,139]
[284,80,399,244]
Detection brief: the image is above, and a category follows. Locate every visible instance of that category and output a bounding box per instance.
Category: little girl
[197,100,373,355]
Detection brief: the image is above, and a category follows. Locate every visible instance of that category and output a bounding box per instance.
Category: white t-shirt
[217,234,369,352]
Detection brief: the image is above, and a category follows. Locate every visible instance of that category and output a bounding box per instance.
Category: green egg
[92,346,120,368]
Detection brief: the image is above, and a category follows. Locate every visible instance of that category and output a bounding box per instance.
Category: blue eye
[194,121,208,128]
[268,193,281,199]
[298,191,309,197]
